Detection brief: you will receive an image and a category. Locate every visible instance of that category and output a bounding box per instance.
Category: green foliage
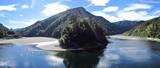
[59,19,108,49]
[125,17,160,39]
[0,29,7,38]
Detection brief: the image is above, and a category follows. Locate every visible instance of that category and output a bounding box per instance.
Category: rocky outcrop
[59,17,108,49]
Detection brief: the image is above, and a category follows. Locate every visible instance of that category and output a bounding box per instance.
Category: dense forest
[125,17,160,38]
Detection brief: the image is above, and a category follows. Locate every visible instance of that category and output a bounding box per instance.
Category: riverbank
[0,37,66,51]
[109,35,160,42]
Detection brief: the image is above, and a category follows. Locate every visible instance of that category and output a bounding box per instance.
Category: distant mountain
[0,23,9,38]
[125,16,160,39]
[19,7,119,38]
[114,20,142,33]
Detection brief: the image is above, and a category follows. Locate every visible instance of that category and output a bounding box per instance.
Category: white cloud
[0,4,16,11]
[117,11,157,21]
[42,2,70,16]
[91,3,155,22]
[92,11,123,22]
[7,19,37,28]
[21,5,29,9]
[154,10,160,15]
[102,6,119,12]
[92,10,158,22]
[87,0,110,6]
[123,3,151,11]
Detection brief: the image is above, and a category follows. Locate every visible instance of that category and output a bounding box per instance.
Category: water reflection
[1,38,160,68]
[97,39,160,68]
[45,55,65,68]
[55,51,103,68]
[0,44,65,68]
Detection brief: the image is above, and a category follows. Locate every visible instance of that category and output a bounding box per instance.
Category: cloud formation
[102,6,119,12]
[92,2,158,22]
[87,0,110,6]
[42,2,70,16]
[0,4,16,11]
[154,10,160,15]
[123,3,152,11]
[117,11,157,21]
[21,5,29,9]
[92,11,123,22]
[7,19,37,28]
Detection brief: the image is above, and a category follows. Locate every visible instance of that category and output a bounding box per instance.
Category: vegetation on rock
[59,17,108,49]
[0,23,18,38]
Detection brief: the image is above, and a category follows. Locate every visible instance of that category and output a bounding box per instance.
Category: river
[0,37,160,68]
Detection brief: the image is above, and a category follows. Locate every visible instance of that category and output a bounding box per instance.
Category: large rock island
[59,18,108,49]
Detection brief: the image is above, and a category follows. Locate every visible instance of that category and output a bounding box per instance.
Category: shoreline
[109,35,160,42]
[0,37,66,51]
[1,35,159,51]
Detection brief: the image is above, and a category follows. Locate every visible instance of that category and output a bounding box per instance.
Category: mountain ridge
[18,7,119,38]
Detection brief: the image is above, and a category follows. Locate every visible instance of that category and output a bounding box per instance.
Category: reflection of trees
[56,51,104,68]
[145,41,160,51]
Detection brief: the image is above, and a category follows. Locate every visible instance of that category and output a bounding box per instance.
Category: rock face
[59,18,108,49]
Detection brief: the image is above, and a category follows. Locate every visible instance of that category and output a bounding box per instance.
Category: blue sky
[0,0,160,29]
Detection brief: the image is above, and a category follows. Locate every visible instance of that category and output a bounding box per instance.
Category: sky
[0,0,160,29]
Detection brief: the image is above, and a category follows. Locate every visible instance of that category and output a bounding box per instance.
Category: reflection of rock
[59,19,108,49]
[56,51,103,68]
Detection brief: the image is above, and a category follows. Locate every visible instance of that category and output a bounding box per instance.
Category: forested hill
[125,16,160,39]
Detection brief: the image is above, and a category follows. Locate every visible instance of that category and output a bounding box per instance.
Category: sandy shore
[0,37,66,51]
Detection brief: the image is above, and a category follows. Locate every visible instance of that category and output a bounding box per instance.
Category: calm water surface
[1,38,160,68]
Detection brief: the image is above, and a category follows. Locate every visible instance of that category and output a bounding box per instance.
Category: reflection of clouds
[97,49,121,68]
[0,61,9,66]
[106,53,120,61]
[119,47,151,62]
[0,60,16,68]
[97,39,153,68]
[97,54,120,68]
[45,55,65,68]
[96,56,110,68]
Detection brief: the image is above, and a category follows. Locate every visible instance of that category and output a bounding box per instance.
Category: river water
[0,38,160,68]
